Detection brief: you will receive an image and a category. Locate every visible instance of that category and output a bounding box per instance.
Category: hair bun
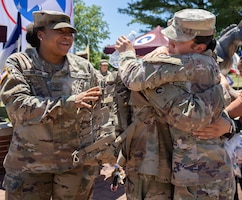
[26,23,34,34]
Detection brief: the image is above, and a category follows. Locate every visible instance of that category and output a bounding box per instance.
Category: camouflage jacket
[118,50,233,186]
[96,70,131,134]
[75,70,132,165]
[118,91,173,182]
[0,47,99,174]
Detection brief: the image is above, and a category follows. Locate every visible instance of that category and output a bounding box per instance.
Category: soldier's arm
[193,93,242,139]
[193,116,234,139]
[118,51,201,91]
[118,51,226,132]
[0,55,98,125]
[144,83,225,132]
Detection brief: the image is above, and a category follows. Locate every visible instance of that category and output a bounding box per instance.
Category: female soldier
[0,10,101,200]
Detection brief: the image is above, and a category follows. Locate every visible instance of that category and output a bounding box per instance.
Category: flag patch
[0,68,8,84]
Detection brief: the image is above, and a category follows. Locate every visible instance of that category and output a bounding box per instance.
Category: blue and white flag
[0,0,74,62]
[0,12,22,70]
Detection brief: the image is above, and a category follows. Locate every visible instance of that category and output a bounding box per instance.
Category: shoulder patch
[0,68,9,85]
[144,54,183,66]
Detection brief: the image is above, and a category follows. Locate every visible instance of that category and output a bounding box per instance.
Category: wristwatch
[222,118,240,140]
[221,111,240,140]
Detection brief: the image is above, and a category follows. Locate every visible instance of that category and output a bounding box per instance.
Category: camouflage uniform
[0,47,101,199]
[116,8,235,200]
[118,50,234,199]
[98,68,113,78]
[71,67,131,167]
[118,91,173,200]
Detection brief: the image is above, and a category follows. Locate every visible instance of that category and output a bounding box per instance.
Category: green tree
[73,0,110,66]
[208,0,242,32]
[118,0,242,33]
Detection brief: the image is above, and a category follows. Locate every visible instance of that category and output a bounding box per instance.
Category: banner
[0,0,74,52]
[0,12,21,70]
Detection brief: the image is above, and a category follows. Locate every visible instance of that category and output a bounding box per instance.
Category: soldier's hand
[115,36,135,53]
[75,86,101,109]
[193,117,231,139]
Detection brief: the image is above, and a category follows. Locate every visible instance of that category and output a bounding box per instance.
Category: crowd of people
[0,7,241,200]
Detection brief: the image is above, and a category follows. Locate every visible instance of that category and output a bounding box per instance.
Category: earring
[39,38,42,41]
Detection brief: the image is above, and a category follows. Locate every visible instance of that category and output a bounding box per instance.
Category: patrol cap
[99,59,109,65]
[162,9,216,42]
[33,10,77,33]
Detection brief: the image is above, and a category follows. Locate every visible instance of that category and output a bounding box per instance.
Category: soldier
[114,8,235,199]
[0,10,102,200]
[98,59,112,77]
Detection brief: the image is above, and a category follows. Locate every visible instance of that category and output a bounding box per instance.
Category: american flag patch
[0,68,8,84]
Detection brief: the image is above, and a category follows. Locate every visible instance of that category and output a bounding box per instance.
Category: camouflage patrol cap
[99,59,109,65]
[33,10,77,33]
[162,9,216,42]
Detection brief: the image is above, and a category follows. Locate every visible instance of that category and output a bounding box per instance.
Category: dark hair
[26,23,45,48]
[194,35,216,51]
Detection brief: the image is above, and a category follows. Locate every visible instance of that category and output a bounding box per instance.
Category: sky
[82,0,147,49]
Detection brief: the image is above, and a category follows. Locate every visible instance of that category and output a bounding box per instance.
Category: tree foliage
[118,0,242,34]
[73,0,110,66]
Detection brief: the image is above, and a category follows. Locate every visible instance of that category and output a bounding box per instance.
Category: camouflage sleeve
[144,83,225,132]
[0,55,77,125]
[119,51,224,131]
[119,51,192,91]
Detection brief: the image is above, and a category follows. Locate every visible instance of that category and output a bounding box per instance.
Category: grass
[230,74,242,89]
[0,101,9,122]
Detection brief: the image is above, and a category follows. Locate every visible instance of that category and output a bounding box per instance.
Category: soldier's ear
[193,43,206,53]
[37,31,44,41]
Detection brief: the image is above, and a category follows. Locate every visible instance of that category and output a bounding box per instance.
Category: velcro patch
[0,68,8,84]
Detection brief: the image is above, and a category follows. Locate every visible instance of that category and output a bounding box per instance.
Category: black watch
[222,124,235,139]
[222,119,240,140]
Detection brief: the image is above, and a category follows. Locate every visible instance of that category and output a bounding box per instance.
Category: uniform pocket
[3,173,23,192]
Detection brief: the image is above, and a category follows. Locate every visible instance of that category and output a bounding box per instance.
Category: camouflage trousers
[173,177,235,200]
[4,164,100,200]
[125,173,173,200]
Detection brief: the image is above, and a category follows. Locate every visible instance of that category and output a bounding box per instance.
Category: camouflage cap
[162,9,216,42]
[99,59,109,65]
[33,10,77,33]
